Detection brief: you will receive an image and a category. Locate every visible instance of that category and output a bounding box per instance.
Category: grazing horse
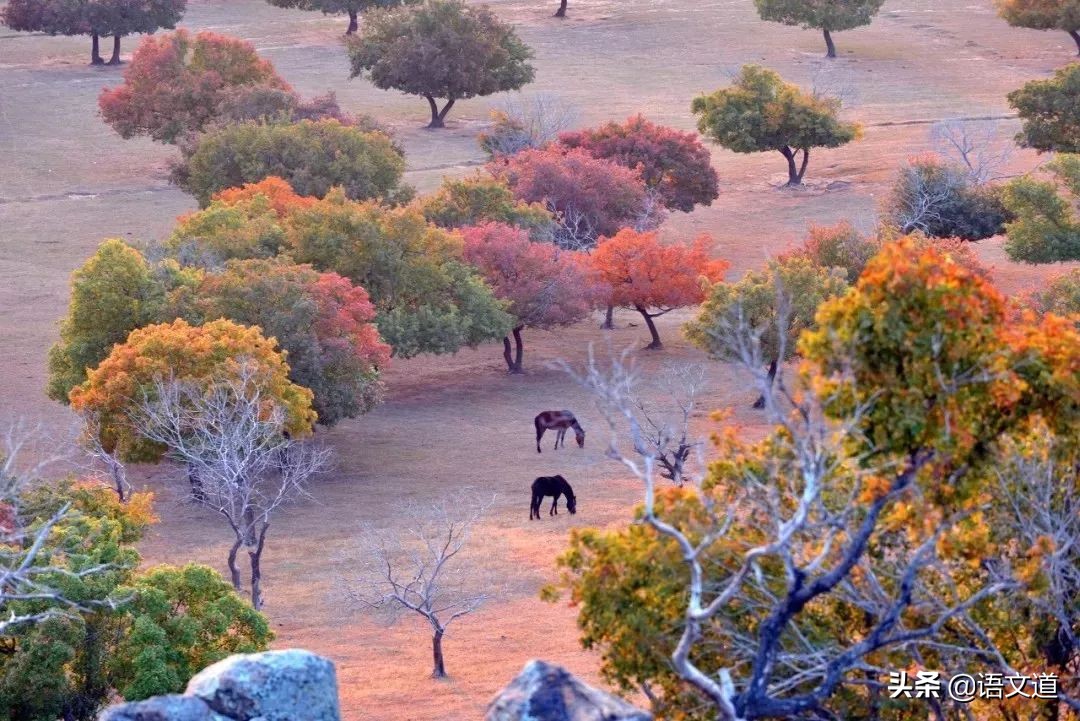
[534,410,585,453]
[530,475,577,520]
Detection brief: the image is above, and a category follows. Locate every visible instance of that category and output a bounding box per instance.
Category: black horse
[529,475,576,520]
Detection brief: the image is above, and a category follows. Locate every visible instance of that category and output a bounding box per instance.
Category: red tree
[592,229,729,349]
[488,147,652,249]
[557,115,719,213]
[462,223,605,372]
[99,29,291,143]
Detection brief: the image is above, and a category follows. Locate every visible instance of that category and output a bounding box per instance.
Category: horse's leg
[530,493,538,520]
[536,426,545,453]
[555,428,564,449]
[550,495,558,515]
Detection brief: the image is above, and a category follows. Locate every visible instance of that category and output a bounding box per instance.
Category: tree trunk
[90,33,104,65]
[555,0,567,17]
[432,628,447,678]
[346,10,359,35]
[188,464,204,501]
[601,304,614,329]
[425,96,454,128]
[249,524,269,610]
[823,28,836,58]
[502,336,514,372]
[511,325,524,373]
[107,34,121,64]
[227,537,243,591]
[752,358,779,409]
[780,147,808,186]
[797,148,810,184]
[635,306,663,349]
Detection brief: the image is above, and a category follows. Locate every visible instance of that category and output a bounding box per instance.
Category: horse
[534,410,585,453]
[530,475,577,520]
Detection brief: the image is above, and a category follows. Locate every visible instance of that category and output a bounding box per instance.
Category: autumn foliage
[99,30,291,143]
[557,115,719,213]
[70,318,316,462]
[461,223,604,372]
[592,229,728,349]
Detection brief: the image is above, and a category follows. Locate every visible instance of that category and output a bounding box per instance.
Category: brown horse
[534,411,585,453]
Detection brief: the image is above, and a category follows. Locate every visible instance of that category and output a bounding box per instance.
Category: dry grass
[2,0,1080,717]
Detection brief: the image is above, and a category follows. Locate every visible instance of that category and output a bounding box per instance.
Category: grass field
[2,0,1079,718]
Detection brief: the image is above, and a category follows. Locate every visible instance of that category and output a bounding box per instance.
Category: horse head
[566,493,577,514]
[574,427,585,449]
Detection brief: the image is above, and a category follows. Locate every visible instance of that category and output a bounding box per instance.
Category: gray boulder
[186,649,341,721]
[98,695,226,721]
[486,660,652,721]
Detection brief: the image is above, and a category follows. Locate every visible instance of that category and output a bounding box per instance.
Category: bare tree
[133,362,330,609]
[930,119,1013,184]
[558,318,1032,719]
[0,422,118,633]
[479,93,578,158]
[78,411,131,503]
[343,498,493,678]
[627,363,707,487]
[888,159,963,235]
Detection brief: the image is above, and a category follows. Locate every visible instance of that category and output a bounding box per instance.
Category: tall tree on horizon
[264,0,419,35]
[996,0,1080,55]
[753,0,885,57]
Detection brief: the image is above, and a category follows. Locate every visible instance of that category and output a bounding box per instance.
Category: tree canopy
[170,119,410,207]
[461,222,603,372]
[753,0,886,57]
[1009,62,1080,153]
[346,0,535,127]
[557,115,719,213]
[284,189,515,357]
[693,65,860,186]
[99,30,290,143]
[3,0,186,65]
[417,175,555,241]
[1002,153,1080,263]
[996,0,1080,54]
[264,0,417,34]
[592,229,728,349]
[489,147,652,249]
[69,318,316,463]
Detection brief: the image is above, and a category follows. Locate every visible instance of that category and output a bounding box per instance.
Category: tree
[692,65,860,186]
[1009,63,1080,153]
[1028,267,1080,316]
[477,93,577,159]
[170,119,410,207]
[885,154,1011,240]
[284,189,515,357]
[192,258,391,426]
[344,499,492,678]
[558,115,719,213]
[461,223,604,372]
[134,366,329,609]
[3,0,186,66]
[489,147,654,249]
[417,174,554,241]
[47,239,170,404]
[591,229,728,350]
[99,30,290,143]
[68,318,316,464]
[346,0,535,128]
[1002,154,1080,263]
[778,220,879,283]
[550,239,1080,720]
[996,0,1080,55]
[264,0,417,35]
[753,0,885,57]
[0,478,271,719]
[685,255,848,407]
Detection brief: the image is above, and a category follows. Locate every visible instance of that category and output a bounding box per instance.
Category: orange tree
[591,229,728,349]
[69,318,315,463]
[551,239,1080,720]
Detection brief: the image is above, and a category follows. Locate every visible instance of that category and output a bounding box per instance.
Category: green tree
[692,65,860,186]
[346,0,535,128]
[1002,154,1080,263]
[995,0,1080,55]
[170,119,410,207]
[1009,63,1080,153]
[1029,268,1080,316]
[416,174,554,241]
[285,189,514,356]
[685,255,848,407]
[46,239,182,404]
[753,0,885,57]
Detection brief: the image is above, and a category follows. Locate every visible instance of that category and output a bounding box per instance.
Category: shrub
[886,155,1010,240]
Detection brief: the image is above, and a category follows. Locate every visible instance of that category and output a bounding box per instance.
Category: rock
[99,695,225,721]
[486,660,652,721]
[185,649,340,721]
